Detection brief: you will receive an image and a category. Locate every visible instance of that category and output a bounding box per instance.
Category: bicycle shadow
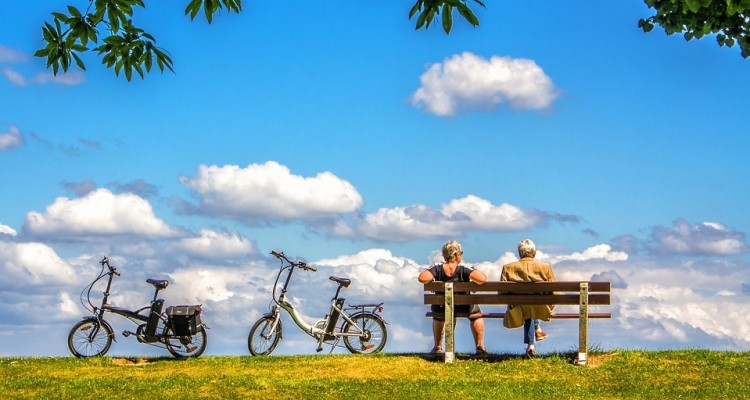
[109,356,187,366]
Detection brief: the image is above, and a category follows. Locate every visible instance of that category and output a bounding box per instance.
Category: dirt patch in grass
[111,357,152,366]
[585,352,618,367]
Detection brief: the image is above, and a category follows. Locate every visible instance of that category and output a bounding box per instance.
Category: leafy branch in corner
[35,0,748,82]
[638,0,750,58]
[35,0,242,80]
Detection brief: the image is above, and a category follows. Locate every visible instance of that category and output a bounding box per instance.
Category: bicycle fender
[81,316,117,342]
[349,311,388,325]
[262,312,283,339]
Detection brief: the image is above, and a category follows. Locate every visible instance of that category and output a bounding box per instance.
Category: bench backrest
[423,281,611,306]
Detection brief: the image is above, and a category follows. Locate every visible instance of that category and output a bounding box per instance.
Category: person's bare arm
[469,269,486,284]
[418,269,435,284]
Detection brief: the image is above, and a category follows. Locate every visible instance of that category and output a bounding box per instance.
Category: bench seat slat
[424,293,611,305]
[425,312,612,319]
[424,281,611,293]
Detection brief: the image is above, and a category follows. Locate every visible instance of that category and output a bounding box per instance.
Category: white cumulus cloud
[651,219,748,256]
[180,161,363,223]
[2,68,85,87]
[411,52,559,116]
[0,241,77,285]
[24,188,180,240]
[0,126,23,150]
[0,223,17,236]
[547,244,629,263]
[174,229,257,260]
[0,45,27,63]
[331,195,561,242]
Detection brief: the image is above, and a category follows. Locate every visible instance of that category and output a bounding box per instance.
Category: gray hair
[442,240,463,261]
[518,239,536,258]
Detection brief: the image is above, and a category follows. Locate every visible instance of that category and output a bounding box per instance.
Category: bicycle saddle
[146,279,169,290]
[329,276,351,288]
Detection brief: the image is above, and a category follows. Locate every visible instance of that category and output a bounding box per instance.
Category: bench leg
[578,282,589,366]
[444,282,455,363]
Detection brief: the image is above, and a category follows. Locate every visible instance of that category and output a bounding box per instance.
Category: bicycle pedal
[186,346,197,353]
[363,344,375,350]
[122,331,132,337]
[316,346,323,352]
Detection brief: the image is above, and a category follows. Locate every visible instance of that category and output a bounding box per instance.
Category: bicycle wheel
[164,326,207,358]
[343,313,387,354]
[248,316,281,356]
[68,319,113,357]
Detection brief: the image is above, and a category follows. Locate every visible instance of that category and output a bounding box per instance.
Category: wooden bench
[423,281,611,365]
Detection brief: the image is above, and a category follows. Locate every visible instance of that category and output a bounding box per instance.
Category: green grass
[1,350,748,399]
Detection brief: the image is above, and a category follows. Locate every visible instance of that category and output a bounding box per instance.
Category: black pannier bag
[166,305,202,336]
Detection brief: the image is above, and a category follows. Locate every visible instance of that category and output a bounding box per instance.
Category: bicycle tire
[248,316,281,356]
[342,313,387,354]
[68,319,113,357]
[164,326,207,358]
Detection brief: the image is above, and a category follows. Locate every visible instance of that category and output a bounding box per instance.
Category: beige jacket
[500,257,557,328]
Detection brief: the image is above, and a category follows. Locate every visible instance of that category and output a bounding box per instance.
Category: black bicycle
[67,256,208,358]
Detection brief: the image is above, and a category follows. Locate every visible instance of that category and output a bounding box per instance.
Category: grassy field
[2,350,748,399]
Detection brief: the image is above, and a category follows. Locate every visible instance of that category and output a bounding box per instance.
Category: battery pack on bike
[324,298,345,340]
[143,299,165,342]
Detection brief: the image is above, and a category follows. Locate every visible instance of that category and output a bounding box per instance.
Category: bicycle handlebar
[100,256,120,276]
[270,250,317,272]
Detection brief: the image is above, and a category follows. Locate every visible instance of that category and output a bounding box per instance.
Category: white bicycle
[248,250,388,355]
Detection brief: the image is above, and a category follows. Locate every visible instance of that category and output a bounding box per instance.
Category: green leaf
[441,4,453,34]
[185,0,200,19]
[416,10,428,30]
[72,52,86,70]
[409,1,422,19]
[457,3,479,27]
[134,62,144,79]
[638,18,655,33]
[67,5,82,18]
[51,12,69,23]
[205,0,215,24]
[144,50,153,71]
[684,0,701,12]
[109,8,120,32]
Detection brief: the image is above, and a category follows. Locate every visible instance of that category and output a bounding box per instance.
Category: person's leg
[534,320,548,341]
[470,317,486,352]
[432,319,445,352]
[524,319,536,356]
[523,319,534,345]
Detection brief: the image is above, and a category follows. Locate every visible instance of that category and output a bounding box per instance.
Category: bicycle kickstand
[327,337,341,354]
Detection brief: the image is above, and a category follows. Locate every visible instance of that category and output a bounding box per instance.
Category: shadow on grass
[109,356,188,366]
[398,348,614,366]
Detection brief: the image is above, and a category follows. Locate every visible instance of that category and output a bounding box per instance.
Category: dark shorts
[430,304,482,321]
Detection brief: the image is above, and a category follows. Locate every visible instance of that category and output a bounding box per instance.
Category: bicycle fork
[264,307,283,340]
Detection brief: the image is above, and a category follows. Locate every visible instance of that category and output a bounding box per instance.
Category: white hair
[518,239,536,258]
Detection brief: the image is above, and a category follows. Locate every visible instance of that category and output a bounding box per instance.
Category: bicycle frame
[86,264,169,344]
[259,250,387,353]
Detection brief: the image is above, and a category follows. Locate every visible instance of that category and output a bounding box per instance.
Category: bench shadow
[405,351,598,365]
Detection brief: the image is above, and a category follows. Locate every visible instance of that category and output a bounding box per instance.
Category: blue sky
[1,1,749,357]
